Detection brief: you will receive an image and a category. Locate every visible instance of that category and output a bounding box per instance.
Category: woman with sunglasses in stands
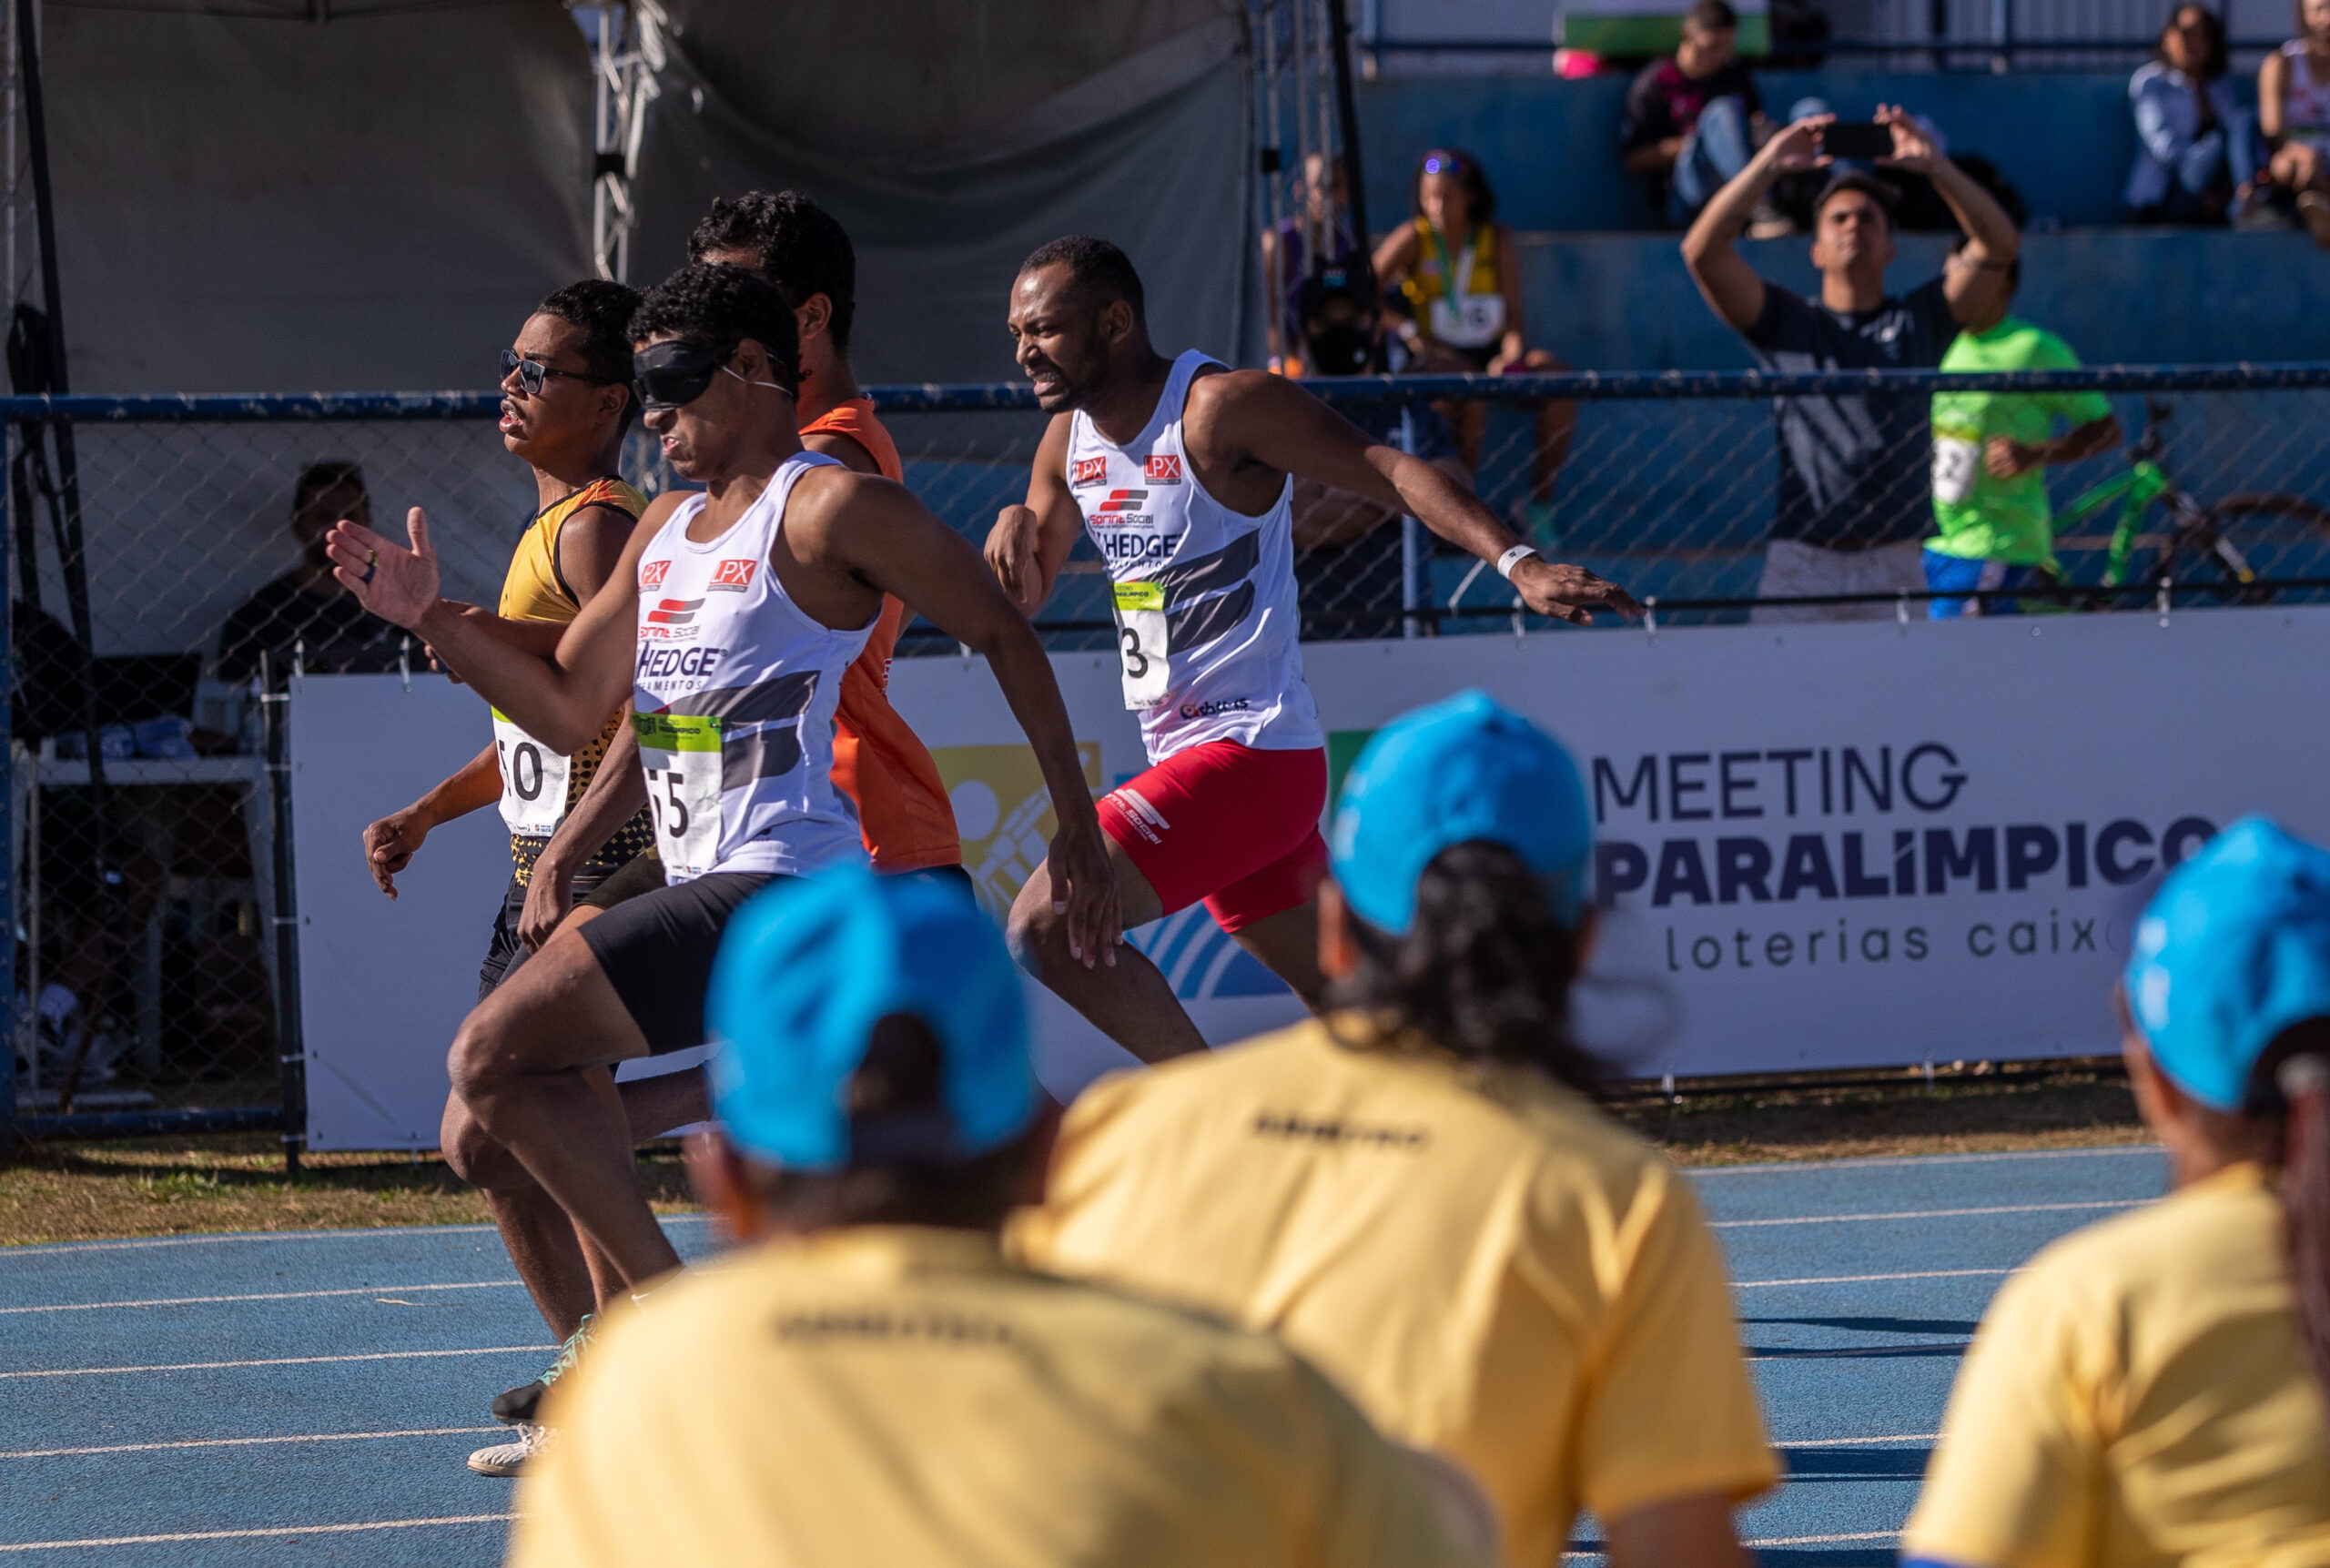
[1371,149,1575,543]
[1903,816,2330,1568]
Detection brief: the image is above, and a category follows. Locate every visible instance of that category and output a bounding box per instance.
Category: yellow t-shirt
[1903,1162,2330,1568]
[510,1226,1483,1568]
[1011,1018,1777,1568]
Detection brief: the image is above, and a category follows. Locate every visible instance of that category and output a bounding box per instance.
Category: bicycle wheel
[2161,493,2330,604]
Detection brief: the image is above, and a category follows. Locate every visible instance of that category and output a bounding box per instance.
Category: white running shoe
[467,1422,551,1478]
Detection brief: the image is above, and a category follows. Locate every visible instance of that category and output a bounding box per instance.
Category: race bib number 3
[631,712,724,879]
[1931,435,1980,507]
[492,710,572,839]
[1111,580,1169,710]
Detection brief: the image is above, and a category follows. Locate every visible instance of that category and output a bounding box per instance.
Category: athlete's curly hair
[687,191,857,353]
[629,263,800,398]
[536,279,640,432]
[1019,235,1146,326]
[1329,840,1605,1093]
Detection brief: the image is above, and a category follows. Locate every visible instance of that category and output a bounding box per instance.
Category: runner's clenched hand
[985,504,1045,616]
[1510,557,1646,624]
[517,865,574,952]
[327,507,441,629]
[362,807,429,899]
[1048,814,1122,969]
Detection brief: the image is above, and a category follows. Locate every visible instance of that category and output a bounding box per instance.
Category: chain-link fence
[5,365,2328,1146]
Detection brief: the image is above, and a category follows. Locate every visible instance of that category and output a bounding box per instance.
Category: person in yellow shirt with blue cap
[1013,690,1777,1568]
[506,867,1486,1568]
[1901,815,2330,1568]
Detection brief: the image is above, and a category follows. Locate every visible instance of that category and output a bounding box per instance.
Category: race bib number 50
[492,710,572,839]
[631,712,724,879]
[1111,580,1168,710]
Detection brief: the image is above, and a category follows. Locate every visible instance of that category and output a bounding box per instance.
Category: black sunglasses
[634,339,740,413]
[500,348,621,397]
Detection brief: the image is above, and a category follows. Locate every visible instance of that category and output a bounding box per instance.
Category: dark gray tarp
[45,0,594,393]
[628,0,1261,382]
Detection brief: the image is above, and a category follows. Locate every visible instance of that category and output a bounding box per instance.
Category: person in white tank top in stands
[986,237,1641,1066]
[2259,0,2330,247]
[328,263,1119,1330]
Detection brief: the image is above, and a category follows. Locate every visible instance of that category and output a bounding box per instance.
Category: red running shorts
[1096,741,1329,934]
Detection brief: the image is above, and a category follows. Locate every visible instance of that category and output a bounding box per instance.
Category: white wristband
[1495,544,1539,582]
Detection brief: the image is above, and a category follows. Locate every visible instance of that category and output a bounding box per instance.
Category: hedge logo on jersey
[1071,456,1109,487]
[708,559,758,592]
[640,559,672,588]
[1100,533,1170,565]
[1145,453,1183,484]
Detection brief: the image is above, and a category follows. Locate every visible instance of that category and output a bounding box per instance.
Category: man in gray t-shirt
[1681,107,2021,622]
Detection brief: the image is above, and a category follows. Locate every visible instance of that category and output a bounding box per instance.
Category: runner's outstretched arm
[806,470,1121,966]
[985,413,1085,617]
[325,504,661,755]
[1192,371,1645,625]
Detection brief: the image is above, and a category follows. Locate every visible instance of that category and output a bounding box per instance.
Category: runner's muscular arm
[807,471,1121,966]
[324,503,660,755]
[984,414,1084,617]
[1191,371,1644,624]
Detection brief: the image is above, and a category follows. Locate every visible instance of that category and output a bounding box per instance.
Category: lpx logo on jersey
[1071,457,1109,487]
[709,559,758,592]
[1145,453,1183,484]
[639,559,672,588]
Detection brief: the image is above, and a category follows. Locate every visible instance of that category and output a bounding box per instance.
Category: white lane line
[1750,1530,1902,1546]
[1711,1199,2139,1229]
[1778,1432,1937,1448]
[0,1514,515,1552]
[0,1280,523,1315]
[1,1213,708,1259]
[0,1345,549,1381]
[1749,1343,1968,1362]
[1691,1145,2161,1177]
[1736,1266,2015,1289]
[0,1427,501,1460]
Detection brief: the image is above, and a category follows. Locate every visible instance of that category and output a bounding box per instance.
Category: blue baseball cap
[1329,689,1593,935]
[704,867,1036,1170]
[2124,815,2330,1112]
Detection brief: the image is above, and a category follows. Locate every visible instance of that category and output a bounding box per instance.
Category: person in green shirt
[1924,237,2121,618]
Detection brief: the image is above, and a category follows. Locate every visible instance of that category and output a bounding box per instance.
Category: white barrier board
[287,608,2330,1146]
[893,606,2330,1088]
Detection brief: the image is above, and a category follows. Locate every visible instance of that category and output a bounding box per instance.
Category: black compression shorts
[575,871,778,1056]
[479,865,617,1001]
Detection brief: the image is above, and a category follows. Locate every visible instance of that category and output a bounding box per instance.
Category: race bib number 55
[631,712,724,879]
[1111,580,1168,710]
[492,710,572,839]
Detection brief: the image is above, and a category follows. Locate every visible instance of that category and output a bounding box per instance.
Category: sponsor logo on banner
[1145,453,1183,484]
[708,559,758,592]
[1071,457,1109,487]
[640,559,671,588]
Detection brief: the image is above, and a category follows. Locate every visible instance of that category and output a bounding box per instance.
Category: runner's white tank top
[630,452,871,881]
[1067,350,1323,764]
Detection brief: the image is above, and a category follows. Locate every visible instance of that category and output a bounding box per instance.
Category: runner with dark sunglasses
[326,268,1116,1442]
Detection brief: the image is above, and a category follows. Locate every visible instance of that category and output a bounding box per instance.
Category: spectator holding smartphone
[1681,106,2021,622]
[1924,237,2120,618]
[1620,0,1776,229]
[1373,150,1574,541]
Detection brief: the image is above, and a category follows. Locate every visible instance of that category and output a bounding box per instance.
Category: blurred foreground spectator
[2256,0,2330,245]
[2125,5,2250,226]
[1373,150,1572,539]
[1681,109,2021,622]
[1620,1,1774,229]
[216,460,406,683]
[1924,237,2120,618]
[1284,267,1471,640]
[507,872,1485,1568]
[1261,153,1363,372]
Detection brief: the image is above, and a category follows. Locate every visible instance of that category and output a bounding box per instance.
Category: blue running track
[0,1145,2168,1564]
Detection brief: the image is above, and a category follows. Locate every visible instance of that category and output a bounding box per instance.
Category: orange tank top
[802,398,962,871]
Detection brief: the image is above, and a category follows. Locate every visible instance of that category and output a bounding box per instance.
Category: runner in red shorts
[987,237,1640,1063]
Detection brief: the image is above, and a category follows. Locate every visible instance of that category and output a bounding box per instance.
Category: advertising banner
[891,607,2330,1094]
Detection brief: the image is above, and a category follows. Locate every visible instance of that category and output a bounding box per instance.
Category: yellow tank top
[495,475,656,884]
[1398,219,1505,350]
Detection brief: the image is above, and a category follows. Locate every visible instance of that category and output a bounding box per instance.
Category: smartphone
[1820,121,1893,160]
